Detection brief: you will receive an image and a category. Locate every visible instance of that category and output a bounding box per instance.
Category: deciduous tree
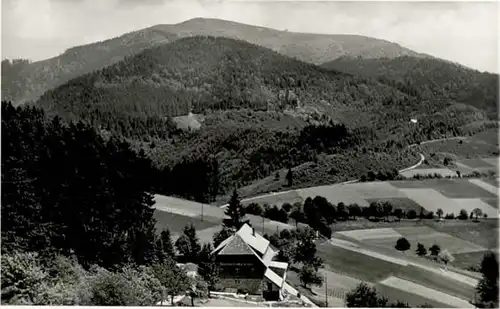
[345,283,388,307]
[299,265,323,289]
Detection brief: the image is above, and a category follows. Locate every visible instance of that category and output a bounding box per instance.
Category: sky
[1,0,499,73]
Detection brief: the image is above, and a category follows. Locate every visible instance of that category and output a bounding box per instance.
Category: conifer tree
[160,229,175,257]
[224,189,246,230]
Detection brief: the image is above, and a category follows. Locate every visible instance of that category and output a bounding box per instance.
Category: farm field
[316,239,477,306]
[397,188,498,218]
[375,283,449,308]
[241,190,303,207]
[154,210,219,235]
[416,131,499,160]
[400,167,457,178]
[378,277,473,308]
[316,241,403,282]
[331,219,498,271]
[286,269,353,307]
[429,220,499,250]
[471,129,499,146]
[363,226,487,254]
[458,158,496,169]
[390,178,497,199]
[482,157,499,167]
[336,227,402,242]
[482,197,499,208]
[468,179,499,196]
[297,184,368,206]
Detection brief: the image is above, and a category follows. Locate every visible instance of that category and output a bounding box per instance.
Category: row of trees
[395,239,455,268]
[244,194,489,236]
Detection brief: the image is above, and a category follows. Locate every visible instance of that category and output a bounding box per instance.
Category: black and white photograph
[1,0,499,307]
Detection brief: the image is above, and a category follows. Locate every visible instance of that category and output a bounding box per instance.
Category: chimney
[252,227,255,236]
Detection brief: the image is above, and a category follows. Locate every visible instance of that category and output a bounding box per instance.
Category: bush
[395,237,411,252]
[416,243,427,256]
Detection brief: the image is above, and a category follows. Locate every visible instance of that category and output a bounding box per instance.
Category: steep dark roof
[218,234,256,255]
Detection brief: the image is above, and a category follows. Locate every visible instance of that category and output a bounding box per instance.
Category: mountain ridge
[2,17,426,105]
[321,55,499,116]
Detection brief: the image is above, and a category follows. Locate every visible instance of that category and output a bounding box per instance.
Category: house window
[267,282,273,291]
[235,280,240,284]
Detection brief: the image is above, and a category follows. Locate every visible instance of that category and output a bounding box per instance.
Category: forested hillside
[1,102,159,267]
[32,36,495,200]
[37,36,416,131]
[2,17,424,104]
[321,56,499,116]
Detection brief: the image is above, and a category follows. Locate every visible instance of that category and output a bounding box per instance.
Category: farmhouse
[211,223,288,301]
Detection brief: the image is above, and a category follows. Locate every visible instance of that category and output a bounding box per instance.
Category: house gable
[218,234,256,256]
